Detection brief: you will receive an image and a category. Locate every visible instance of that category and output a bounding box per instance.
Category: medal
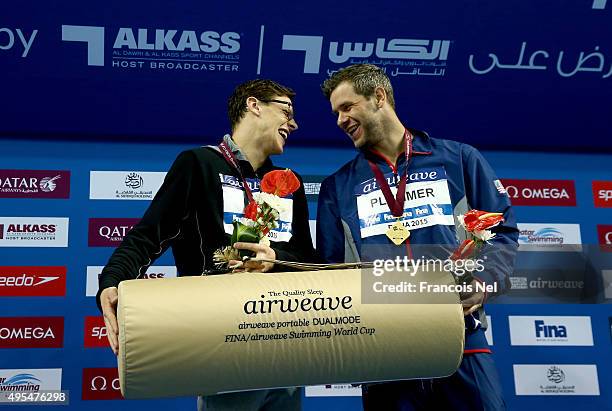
[386,219,410,245]
[367,129,413,245]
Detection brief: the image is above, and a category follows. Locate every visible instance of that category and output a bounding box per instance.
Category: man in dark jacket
[318,64,518,410]
[98,79,316,411]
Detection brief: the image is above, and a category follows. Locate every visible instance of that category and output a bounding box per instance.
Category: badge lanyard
[218,141,255,204]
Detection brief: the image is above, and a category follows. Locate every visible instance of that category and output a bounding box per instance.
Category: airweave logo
[509,316,593,346]
[62,25,241,73]
[0,317,64,348]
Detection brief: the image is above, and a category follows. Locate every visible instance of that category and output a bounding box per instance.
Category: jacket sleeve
[316,175,346,263]
[462,144,519,296]
[96,150,200,310]
[270,173,318,266]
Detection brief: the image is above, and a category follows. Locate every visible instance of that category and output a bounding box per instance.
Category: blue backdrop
[1,1,611,410]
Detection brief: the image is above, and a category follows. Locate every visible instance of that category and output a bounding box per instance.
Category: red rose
[261,169,301,197]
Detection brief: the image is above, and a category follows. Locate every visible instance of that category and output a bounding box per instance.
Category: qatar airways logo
[88,218,139,247]
[82,368,122,400]
[0,317,64,348]
[62,25,240,73]
[0,218,68,247]
[501,179,576,206]
[0,170,70,198]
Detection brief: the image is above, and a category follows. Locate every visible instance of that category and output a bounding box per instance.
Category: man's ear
[374,87,386,109]
[246,96,261,116]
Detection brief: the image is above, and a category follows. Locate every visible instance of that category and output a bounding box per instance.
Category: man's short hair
[228,79,296,131]
[321,64,395,109]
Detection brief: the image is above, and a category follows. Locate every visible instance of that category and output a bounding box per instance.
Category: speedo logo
[0,267,66,297]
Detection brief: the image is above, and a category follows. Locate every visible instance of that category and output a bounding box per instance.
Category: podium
[116,268,464,398]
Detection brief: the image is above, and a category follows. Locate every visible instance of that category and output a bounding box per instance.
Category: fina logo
[124,173,143,190]
[546,366,565,384]
[535,320,567,339]
[282,35,450,74]
[61,25,240,67]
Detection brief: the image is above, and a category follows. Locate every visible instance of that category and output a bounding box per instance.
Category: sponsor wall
[1,1,611,410]
[0,138,611,411]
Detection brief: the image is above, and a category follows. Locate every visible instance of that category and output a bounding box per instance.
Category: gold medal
[386,219,410,245]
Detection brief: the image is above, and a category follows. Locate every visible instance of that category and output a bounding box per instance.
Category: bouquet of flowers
[213,169,300,269]
[450,209,504,284]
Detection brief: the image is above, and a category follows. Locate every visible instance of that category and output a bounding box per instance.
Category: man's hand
[100,287,119,355]
[232,242,276,272]
[460,279,485,316]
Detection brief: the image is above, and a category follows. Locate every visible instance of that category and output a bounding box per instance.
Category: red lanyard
[366,129,413,217]
[218,141,255,203]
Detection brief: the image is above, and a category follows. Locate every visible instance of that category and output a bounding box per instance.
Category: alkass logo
[0,28,38,58]
[0,170,70,198]
[62,25,240,72]
[88,218,139,247]
[593,181,612,208]
[500,179,576,206]
[86,265,176,297]
[0,266,66,296]
[0,317,64,348]
[84,316,107,348]
[282,34,450,75]
[0,217,69,247]
[0,369,62,393]
[597,224,612,252]
[82,368,122,400]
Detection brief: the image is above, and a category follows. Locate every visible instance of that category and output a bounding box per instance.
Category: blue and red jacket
[316,129,519,352]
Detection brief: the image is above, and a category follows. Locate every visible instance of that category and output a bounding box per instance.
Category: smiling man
[97,79,315,411]
[318,64,518,411]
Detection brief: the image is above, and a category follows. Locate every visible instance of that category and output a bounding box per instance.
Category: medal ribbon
[366,129,413,217]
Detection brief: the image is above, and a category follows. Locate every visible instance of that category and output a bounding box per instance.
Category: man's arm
[96,150,200,352]
[316,176,346,263]
[461,144,519,301]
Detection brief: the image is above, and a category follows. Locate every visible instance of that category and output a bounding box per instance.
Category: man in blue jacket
[318,64,519,410]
